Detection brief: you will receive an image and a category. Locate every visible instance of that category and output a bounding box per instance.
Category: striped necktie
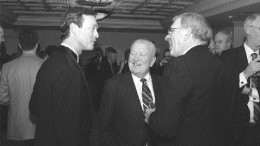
[140,78,154,110]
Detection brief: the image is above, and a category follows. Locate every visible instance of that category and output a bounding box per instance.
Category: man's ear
[184,27,192,41]
[150,57,156,67]
[70,23,78,36]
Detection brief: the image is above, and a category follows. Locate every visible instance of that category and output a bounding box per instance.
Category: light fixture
[75,0,114,6]
[95,9,111,20]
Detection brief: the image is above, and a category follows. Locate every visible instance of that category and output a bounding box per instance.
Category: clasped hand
[144,108,156,123]
[244,57,260,79]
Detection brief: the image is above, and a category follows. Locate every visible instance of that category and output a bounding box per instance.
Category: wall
[3,28,168,62]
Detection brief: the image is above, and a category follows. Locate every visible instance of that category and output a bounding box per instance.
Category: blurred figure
[214,31,232,56]
[146,12,227,146]
[29,7,99,146]
[118,48,130,74]
[0,27,44,146]
[99,39,162,146]
[221,13,260,145]
[159,48,172,68]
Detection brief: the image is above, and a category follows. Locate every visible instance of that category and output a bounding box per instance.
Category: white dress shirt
[131,73,155,111]
[239,43,260,123]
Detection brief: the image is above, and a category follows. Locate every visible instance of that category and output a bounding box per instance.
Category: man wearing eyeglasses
[221,13,260,145]
[145,12,228,146]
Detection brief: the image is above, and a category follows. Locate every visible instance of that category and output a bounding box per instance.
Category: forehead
[171,17,182,27]
[252,15,260,26]
[131,42,149,53]
[215,33,228,40]
[82,15,98,27]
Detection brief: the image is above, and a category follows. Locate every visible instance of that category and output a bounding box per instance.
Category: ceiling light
[95,9,111,20]
[228,15,233,19]
[76,0,113,6]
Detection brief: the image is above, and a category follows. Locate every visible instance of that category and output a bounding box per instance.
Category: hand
[241,85,251,95]
[144,108,156,123]
[244,56,260,79]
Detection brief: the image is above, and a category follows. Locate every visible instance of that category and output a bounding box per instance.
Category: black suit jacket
[99,72,162,146]
[149,45,228,146]
[221,45,260,146]
[29,46,92,146]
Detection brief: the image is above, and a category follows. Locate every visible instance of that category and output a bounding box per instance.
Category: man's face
[76,15,99,51]
[128,42,156,78]
[214,33,230,55]
[108,52,117,64]
[165,18,186,57]
[247,16,260,49]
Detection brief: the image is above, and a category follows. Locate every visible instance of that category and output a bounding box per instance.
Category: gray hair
[173,12,213,44]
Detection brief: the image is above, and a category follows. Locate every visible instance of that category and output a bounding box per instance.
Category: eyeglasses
[249,26,260,31]
[168,27,187,34]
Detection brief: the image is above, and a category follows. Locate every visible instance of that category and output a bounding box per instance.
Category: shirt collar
[244,42,259,63]
[61,43,79,63]
[132,73,152,83]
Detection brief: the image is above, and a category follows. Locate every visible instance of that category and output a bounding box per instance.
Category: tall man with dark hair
[29,7,99,146]
[146,12,228,146]
[221,13,260,146]
[0,28,44,146]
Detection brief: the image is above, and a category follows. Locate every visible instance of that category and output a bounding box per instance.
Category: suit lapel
[122,72,145,119]
[237,45,248,72]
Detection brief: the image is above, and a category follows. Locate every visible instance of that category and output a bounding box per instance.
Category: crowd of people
[0,6,260,146]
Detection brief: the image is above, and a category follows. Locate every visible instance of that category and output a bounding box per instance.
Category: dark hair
[60,7,97,40]
[45,45,59,56]
[19,28,38,51]
[105,47,117,54]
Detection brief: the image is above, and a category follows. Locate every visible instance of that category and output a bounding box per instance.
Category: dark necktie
[251,53,260,123]
[140,78,154,110]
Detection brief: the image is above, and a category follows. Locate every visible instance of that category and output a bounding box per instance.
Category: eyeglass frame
[249,26,260,31]
[167,27,187,34]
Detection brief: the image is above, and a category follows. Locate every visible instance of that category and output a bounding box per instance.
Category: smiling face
[165,17,186,57]
[128,40,156,78]
[75,15,99,51]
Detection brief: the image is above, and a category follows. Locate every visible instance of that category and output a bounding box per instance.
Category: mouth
[132,62,142,67]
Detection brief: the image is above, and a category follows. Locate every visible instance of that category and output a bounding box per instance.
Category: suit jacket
[149,45,228,146]
[221,45,260,146]
[99,72,162,146]
[29,46,92,146]
[0,52,44,140]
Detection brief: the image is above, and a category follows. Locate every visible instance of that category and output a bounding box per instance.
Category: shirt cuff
[239,72,248,88]
[250,88,259,102]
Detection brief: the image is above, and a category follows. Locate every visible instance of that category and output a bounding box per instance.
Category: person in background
[159,48,172,68]
[118,48,130,74]
[214,30,232,56]
[99,39,162,146]
[0,27,44,146]
[221,13,260,146]
[29,7,99,146]
[146,12,228,146]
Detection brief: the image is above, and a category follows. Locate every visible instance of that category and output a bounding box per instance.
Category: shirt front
[239,43,259,123]
[131,73,155,111]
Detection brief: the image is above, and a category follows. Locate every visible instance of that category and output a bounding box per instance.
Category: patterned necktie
[251,53,260,123]
[140,78,154,110]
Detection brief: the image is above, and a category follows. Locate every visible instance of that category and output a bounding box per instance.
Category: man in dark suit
[99,39,162,146]
[145,12,228,146]
[221,13,260,146]
[29,7,99,146]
